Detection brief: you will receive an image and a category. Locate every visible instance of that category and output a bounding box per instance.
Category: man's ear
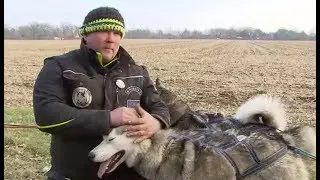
[81,37,88,44]
[80,38,88,48]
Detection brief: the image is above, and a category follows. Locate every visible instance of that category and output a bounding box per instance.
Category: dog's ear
[115,127,126,135]
[155,78,161,88]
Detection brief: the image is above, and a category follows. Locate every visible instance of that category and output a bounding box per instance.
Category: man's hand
[125,105,162,143]
[110,107,140,127]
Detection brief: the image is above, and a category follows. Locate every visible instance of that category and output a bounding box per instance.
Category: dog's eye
[109,137,116,141]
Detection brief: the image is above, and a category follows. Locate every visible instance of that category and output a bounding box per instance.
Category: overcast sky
[4,0,316,33]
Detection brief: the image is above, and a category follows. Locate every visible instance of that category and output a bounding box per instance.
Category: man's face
[84,31,122,62]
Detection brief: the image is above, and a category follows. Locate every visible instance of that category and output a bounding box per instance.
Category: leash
[4,123,39,129]
[275,128,317,161]
[288,145,316,160]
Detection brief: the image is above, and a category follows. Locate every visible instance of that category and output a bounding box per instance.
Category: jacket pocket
[114,75,144,108]
[62,70,104,109]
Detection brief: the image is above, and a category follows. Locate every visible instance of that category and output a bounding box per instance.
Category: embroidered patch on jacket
[72,87,92,108]
[127,100,140,108]
[125,86,142,96]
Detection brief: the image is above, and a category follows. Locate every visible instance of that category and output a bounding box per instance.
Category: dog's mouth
[98,150,125,178]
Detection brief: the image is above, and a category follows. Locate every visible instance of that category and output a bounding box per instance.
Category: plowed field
[4,39,316,126]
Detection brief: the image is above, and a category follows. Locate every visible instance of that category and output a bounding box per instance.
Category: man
[33,6,171,180]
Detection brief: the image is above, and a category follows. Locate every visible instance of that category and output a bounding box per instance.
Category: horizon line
[4,21,316,34]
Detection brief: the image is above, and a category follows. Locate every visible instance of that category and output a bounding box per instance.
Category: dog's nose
[88,152,95,160]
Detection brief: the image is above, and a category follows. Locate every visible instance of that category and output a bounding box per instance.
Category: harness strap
[215,148,242,180]
[242,145,288,177]
[218,136,238,149]
[288,145,316,160]
[217,141,289,179]
[242,141,260,164]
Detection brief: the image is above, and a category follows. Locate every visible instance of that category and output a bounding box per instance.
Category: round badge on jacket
[116,79,125,89]
[72,87,92,108]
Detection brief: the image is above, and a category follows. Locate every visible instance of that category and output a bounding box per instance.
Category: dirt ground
[4,39,316,127]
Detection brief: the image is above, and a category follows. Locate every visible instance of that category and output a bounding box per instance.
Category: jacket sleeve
[33,58,110,138]
[140,66,171,128]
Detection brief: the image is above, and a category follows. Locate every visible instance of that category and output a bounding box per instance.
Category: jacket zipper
[116,87,120,105]
[103,75,108,108]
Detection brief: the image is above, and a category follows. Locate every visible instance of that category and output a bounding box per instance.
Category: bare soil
[4,39,316,127]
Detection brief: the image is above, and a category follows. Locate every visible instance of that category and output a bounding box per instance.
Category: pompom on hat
[79,7,125,38]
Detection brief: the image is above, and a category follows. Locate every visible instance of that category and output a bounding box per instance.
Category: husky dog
[89,79,316,180]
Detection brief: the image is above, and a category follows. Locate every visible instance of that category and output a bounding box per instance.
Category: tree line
[4,22,316,40]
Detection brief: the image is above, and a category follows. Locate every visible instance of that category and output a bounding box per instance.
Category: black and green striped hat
[79,7,125,38]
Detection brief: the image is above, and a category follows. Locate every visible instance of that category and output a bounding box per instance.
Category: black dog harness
[171,111,292,180]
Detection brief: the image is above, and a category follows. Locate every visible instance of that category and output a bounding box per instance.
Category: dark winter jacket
[33,44,170,180]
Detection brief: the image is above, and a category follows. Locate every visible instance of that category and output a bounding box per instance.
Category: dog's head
[88,127,137,178]
[155,78,177,104]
